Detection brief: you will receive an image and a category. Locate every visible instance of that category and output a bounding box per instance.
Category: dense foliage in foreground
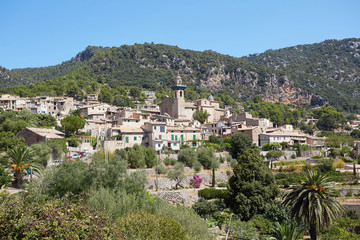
[0,149,213,240]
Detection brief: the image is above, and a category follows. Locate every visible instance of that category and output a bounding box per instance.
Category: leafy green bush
[178,148,198,167]
[217,182,227,188]
[67,136,80,147]
[197,147,216,169]
[38,160,93,198]
[275,173,302,187]
[226,219,259,240]
[263,200,291,225]
[249,214,273,234]
[0,165,11,187]
[118,211,186,240]
[317,158,335,172]
[198,188,228,199]
[192,161,202,172]
[31,143,52,167]
[145,147,157,168]
[155,163,167,174]
[88,187,144,220]
[150,199,213,240]
[0,195,121,239]
[163,156,177,166]
[192,198,218,218]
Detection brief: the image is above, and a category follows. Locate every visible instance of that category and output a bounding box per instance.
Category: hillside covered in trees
[1,38,360,111]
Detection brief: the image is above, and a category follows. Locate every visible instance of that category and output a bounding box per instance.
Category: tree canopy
[226,149,279,220]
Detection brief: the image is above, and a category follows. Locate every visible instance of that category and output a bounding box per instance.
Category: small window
[134,136,137,141]
[158,144,161,147]
[180,91,182,97]
[154,126,157,130]
[126,137,129,143]
[159,135,162,139]
[160,126,165,132]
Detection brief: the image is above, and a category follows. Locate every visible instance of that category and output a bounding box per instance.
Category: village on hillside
[2,75,350,157]
[2,75,360,239]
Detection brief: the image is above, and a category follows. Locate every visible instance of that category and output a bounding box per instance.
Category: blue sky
[1,0,360,69]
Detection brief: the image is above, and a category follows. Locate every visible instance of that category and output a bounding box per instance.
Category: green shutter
[181,135,184,141]
[175,135,178,141]
[134,136,137,141]
[193,135,196,140]
[126,137,129,143]
[171,135,174,141]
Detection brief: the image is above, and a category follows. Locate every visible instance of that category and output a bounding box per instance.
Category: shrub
[155,164,167,174]
[67,136,80,147]
[163,156,177,166]
[38,160,93,198]
[117,211,186,240]
[217,182,227,188]
[317,158,335,172]
[0,165,11,187]
[226,219,259,240]
[151,199,213,240]
[88,187,140,220]
[209,134,223,145]
[127,144,146,168]
[333,159,345,169]
[291,154,296,159]
[145,147,157,168]
[249,214,273,234]
[190,174,203,188]
[193,161,202,172]
[0,195,120,239]
[192,198,218,218]
[178,148,197,167]
[198,188,228,199]
[197,147,216,169]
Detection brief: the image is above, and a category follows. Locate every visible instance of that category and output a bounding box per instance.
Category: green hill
[1,39,360,111]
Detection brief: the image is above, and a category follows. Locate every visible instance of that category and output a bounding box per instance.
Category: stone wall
[145,170,230,190]
[150,189,199,204]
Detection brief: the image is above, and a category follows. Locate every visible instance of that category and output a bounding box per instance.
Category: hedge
[198,188,228,199]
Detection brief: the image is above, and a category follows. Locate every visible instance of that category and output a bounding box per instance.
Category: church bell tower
[171,75,187,119]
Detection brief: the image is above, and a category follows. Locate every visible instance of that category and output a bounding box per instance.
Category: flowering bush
[190,174,203,188]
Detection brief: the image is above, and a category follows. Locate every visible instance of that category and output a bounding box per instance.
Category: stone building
[17,127,64,146]
[160,76,225,122]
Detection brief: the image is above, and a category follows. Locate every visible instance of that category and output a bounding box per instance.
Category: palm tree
[8,146,39,188]
[283,170,344,240]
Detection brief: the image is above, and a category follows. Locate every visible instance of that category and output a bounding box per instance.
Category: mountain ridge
[1,38,360,111]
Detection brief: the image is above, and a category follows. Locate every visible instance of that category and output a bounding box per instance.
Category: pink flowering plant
[190,174,203,188]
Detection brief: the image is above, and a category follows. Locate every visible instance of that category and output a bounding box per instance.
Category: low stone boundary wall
[145,171,230,190]
[150,189,199,204]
